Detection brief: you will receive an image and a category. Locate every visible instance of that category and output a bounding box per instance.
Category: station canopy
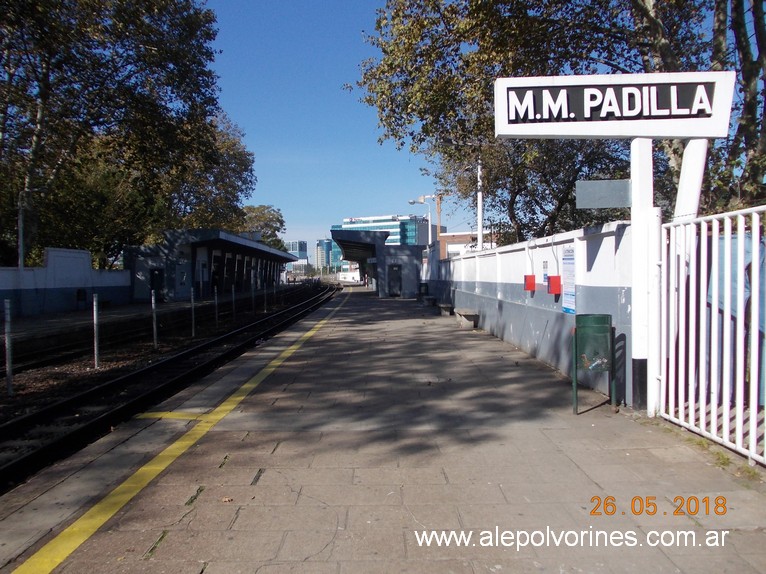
[330,229,390,263]
[168,229,298,263]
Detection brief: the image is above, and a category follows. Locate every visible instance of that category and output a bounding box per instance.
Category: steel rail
[0,285,314,377]
[0,284,339,494]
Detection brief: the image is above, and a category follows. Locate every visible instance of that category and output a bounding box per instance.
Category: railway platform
[1,287,765,573]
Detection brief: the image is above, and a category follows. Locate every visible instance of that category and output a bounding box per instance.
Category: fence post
[93,293,100,369]
[4,299,12,397]
[151,289,158,350]
[191,287,196,338]
[214,286,219,329]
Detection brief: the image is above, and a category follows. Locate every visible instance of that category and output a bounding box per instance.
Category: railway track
[1,284,313,378]
[0,284,339,494]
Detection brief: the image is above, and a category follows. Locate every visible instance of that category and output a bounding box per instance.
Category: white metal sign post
[494,71,735,416]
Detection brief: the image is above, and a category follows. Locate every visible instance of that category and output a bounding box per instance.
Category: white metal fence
[661,205,765,465]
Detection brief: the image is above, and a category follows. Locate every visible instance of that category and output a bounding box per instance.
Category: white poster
[562,245,576,314]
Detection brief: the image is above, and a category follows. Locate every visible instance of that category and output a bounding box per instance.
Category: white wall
[0,248,131,316]
[429,222,637,405]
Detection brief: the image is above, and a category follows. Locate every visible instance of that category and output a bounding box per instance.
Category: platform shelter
[125,229,297,302]
[331,229,424,298]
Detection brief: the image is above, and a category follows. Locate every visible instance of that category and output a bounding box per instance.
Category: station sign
[495,71,735,139]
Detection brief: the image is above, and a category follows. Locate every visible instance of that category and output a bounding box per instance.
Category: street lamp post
[408,194,435,245]
[476,158,483,251]
[441,138,485,251]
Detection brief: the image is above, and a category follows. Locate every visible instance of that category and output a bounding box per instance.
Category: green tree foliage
[357,0,764,241]
[724,0,766,210]
[160,113,255,231]
[32,137,153,268]
[438,139,640,243]
[0,0,255,266]
[30,112,255,268]
[237,205,287,252]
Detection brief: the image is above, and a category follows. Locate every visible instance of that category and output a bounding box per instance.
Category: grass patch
[713,451,731,468]
[737,465,761,481]
[685,437,711,450]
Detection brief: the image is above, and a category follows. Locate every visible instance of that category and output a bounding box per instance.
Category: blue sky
[205,0,474,251]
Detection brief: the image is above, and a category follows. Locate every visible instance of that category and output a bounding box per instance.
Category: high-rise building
[285,241,308,258]
[315,239,332,270]
[285,241,308,271]
[314,239,344,272]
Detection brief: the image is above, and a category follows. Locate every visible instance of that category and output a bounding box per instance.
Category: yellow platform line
[13,290,349,574]
[137,411,209,421]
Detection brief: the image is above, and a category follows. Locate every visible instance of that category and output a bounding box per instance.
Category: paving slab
[1,288,766,573]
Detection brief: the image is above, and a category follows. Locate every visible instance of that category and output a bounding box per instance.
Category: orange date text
[589,495,728,516]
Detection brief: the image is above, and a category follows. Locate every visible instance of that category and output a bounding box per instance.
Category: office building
[331,214,434,246]
[285,240,308,259]
[329,214,444,271]
[315,239,334,271]
[285,240,308,271]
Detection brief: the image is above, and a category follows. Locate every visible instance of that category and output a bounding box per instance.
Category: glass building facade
[315,239,331,269]
[331,215,430,245]
[285,240,308,271]
[329,215,433,273]
[285,241,308,259]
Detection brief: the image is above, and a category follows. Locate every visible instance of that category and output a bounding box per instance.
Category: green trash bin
[572,314,616,414]
[575,314,612,371]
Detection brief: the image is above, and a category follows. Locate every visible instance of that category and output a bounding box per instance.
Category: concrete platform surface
[1,288,765,573]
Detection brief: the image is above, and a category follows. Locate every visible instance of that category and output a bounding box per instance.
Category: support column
[647,207,662,417]
[673,138,709,223]
[630,138,661,416]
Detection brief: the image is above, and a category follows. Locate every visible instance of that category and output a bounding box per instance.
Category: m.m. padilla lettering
[495,71,734,139]
[505,82,715,123]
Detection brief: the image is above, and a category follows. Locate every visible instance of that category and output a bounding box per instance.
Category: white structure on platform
[428,202,765,464]
[494,70,736,419]
[0,248,130,316]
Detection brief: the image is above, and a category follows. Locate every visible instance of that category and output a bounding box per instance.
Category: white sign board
[495,71,735,139]
[562,245,576,315]
[576,179,631,209]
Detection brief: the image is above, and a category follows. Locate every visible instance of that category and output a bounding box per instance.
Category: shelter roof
[182,230,298,262]
[330,229,390,263]
[132,229,298,263]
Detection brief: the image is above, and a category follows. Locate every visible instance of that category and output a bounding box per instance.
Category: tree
[357,0,764,239]
[723,0,766,207]
[31,136,153,268]
[237,205,287,252]
[161,113,256,231]
[29,110,255,267]
[438,139,638,243]
[0,0,220,265]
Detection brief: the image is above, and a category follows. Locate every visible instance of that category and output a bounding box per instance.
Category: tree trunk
[18,56,50,267]
[730,0,765,204]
